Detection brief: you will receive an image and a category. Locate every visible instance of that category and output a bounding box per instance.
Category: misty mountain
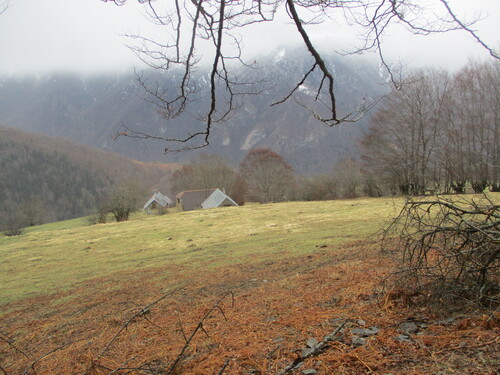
[0,49,385,173]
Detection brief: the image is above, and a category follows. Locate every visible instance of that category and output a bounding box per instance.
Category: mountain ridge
[0,49,386,173]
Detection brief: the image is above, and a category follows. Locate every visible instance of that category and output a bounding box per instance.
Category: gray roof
[201,189,238,209]
[143,192,173,210]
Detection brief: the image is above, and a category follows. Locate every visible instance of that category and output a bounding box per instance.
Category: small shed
[176,189,216,211]
[143,192,174,212]
[201,189,238,209]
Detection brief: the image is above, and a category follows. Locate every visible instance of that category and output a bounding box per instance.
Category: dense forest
[0,140,108,225]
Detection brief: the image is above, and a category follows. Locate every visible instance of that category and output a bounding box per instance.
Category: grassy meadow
[0,197,403,305]
[1,195,498,375]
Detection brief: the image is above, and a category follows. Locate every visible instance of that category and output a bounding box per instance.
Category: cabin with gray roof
[143,192,174,213]
[201,188,239,209]
[176,189,216,211]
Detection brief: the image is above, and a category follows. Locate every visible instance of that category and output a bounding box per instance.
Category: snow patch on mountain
[241,128,267,151]
[273,49,286,64]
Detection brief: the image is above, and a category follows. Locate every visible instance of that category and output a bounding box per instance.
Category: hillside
[0,50,385,173]
[1,197,498,374]
[0,126,178,226]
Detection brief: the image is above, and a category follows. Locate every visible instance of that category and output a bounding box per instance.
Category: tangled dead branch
[383,195,499,309]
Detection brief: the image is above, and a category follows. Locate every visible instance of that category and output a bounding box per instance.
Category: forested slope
[0,126,177,227]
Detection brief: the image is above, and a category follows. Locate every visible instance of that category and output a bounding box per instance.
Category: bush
[4,224,25,237]
[108,182,141,222]
[87,198,109,225]
[2,212,26,236]
[383,195,499,308]
[87,212,108,225]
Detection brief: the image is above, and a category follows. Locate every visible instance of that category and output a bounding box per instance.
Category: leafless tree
[190,153,236,192]
[107,181,142,221]
[240,148,295,203]
[362,61,500,196]
[295,174,339,201]
[361,69,450,195]
[446,62,500,193]
[103,0,499,151]
[332,158,363,198]
[171,164,195,194]
[170,153,236,194]
[1,210,25,237]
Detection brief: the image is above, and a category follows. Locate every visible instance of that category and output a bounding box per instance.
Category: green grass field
[0,197,405,305]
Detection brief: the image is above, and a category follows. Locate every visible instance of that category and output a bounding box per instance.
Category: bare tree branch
[102,0,499,151]
[286,0,338,124]
[438,0,499,59]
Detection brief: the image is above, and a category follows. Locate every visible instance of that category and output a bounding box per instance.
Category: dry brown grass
[1,239,498,374]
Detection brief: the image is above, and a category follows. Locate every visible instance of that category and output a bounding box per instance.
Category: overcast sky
[0,0,498,75]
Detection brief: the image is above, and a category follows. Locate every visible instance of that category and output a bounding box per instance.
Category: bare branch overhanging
[101,0,499,151]
[0,0,10,15]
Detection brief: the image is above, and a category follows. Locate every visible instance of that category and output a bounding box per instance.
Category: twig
[22,339,86,375]
[106,355,139,374]
[165,291,234,375]
[82,287,184,375]
[435,337,499,354]
[177,311,188,343]
[0,333,33,363]
[276,320,348,375]
[217,358,230,375]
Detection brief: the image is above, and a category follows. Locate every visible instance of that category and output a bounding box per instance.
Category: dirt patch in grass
[1,239,498,374]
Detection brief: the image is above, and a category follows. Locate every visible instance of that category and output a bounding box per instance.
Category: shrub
[107,182,141,222]
[87,198,109,225]
[1,210,26,236]
[4,224,25,237]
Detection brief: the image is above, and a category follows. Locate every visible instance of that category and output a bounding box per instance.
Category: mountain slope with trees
[0,126,177,229]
